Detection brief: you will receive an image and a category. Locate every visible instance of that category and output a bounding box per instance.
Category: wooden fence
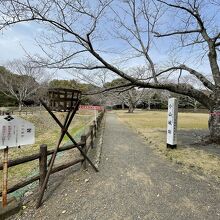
[0,111,105,197]
[0,110,34,116]
[0,106,44,116]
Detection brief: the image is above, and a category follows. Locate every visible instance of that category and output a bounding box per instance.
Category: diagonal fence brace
[36,99,98,208]
[36,105,76,208]
[40,99,99,172]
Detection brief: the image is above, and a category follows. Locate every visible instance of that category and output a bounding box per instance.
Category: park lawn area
[116,110,220,180]
[0,109,94,191]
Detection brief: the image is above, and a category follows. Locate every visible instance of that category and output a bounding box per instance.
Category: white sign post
[167,98,178,149]
[0,114,35,208]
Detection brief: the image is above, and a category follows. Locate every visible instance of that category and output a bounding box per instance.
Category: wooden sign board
[0,115,35,208]
[167,98,178,148]
[0,115,35,149]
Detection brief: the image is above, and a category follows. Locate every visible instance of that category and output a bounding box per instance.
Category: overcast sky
[0,0,218,82]
[0,23,39,62]
[0,22,73,79]
[0,23,210,73]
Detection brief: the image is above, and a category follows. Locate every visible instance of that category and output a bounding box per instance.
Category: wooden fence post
[80,135,87,169]
[97,115,101,127]
[2,147,9,208]
[93,120,97,137]
[90,125,94,148]
[39,144,47,188]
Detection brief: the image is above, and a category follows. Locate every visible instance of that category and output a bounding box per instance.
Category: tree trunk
[122,102,125,110]
[193,100,198,112]
[209,108,220,143]
[148,99,151,110]
[18,102,22,111]
[128,103,134,113]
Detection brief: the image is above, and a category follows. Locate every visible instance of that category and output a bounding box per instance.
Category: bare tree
[141,89,157,110]
[104,77,144,112]
[107,87,144,113]
[124,88,145,113]
[0,0,220,142]
[178,95,200,111]
[0,59,47,110]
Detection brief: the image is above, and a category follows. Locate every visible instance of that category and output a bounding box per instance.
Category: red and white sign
[79,105,104,111]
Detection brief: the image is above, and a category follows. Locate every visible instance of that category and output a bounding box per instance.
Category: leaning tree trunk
[209,105,220,143]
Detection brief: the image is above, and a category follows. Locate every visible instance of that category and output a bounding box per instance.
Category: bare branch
[83,82,133,95]
[156,0,220,86]
[154,29,201,37]
[158,65,215,91]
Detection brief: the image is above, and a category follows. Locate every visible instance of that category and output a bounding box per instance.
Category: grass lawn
[0,109,95,191]
[116,110,220,181]
[117,110,209,129]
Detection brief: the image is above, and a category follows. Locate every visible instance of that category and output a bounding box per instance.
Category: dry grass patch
[0,110,94,190]
[116,110,220,180]
[117,110,208,129]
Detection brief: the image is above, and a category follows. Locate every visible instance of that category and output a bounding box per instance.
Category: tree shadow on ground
[177,130,220,156]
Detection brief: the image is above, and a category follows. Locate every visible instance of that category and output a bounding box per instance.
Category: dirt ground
[8,112,220,220]
[177,129,220,156]
[116,110,220,180]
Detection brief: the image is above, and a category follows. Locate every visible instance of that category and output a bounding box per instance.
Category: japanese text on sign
[0,115,35,149]
[167,98,178,146]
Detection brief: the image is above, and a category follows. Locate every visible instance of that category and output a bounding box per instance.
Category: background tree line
[0,60,104,108]
[0,63,206,113]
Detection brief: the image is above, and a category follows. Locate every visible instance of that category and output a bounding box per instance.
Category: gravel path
[13,113,220,220]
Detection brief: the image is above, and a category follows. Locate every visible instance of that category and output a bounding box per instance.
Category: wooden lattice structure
[48,88,81,112]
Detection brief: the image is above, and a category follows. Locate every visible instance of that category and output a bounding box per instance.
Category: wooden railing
[0,110,33,116]
[0,111,105,197]
[0,106,43,116]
